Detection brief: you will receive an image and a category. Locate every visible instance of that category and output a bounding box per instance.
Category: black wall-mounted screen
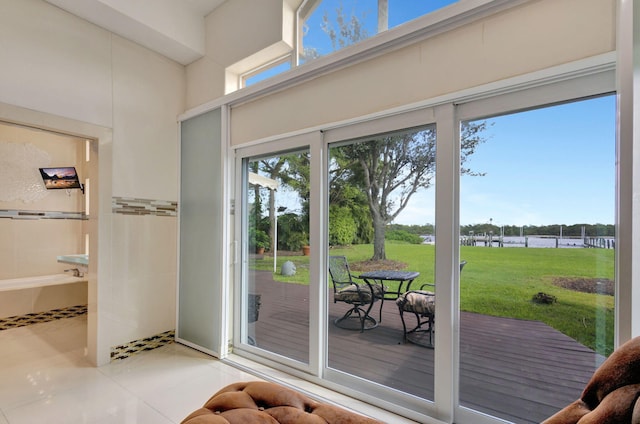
[39,167,82,190]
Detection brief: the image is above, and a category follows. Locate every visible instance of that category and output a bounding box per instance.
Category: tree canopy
[329,122,488,260]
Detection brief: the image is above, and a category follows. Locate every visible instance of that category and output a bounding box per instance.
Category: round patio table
[358,270,420,323]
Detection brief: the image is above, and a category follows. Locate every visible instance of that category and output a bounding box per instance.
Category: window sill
[223,353,443,424]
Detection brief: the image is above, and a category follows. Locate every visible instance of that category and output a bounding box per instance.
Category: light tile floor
[0,316,260,424]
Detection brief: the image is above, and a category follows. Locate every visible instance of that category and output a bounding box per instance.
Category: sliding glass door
[326,125,437,401]
[231,71,616,424]
[239,148,311,365]
[457,95,616,423]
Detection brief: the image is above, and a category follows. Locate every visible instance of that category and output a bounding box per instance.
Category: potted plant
[250,229,270,254]
[279,229,308,255]
[299,232,310,256]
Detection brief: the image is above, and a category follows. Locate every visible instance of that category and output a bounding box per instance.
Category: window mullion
[433,103,458,423]
[309,131,325,376]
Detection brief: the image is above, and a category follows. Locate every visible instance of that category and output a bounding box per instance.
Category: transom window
[241,0,462,87]
[243,56,292,87]
[298,0,459,63]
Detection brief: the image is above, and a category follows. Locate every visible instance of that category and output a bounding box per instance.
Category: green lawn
[252,243,615,355]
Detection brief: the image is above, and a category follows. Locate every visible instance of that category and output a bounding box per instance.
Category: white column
[616,0,640,344]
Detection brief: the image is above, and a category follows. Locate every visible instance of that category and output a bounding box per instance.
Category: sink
[57,254,89,266]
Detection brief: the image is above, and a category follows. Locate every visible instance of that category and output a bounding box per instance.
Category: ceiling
[44,0,228,65]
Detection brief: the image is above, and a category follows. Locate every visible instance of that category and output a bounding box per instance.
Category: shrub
[329,206,358,245]
[385,229,423,244]
[277,213,308,250]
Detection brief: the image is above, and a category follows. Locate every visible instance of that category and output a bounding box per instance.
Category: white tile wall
[106,213,177,348]
[0,219,84,280]
[0,290,32,320]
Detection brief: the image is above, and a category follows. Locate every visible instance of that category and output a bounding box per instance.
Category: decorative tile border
[0,209,86,220]
[0,304,87,331]
[112,197,178,217]
[110,330,175,361]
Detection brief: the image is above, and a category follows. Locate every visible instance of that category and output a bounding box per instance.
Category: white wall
[45,0,207,65]
[0,0,184,365]
[111,35,184,199]
[186,0,298,107]
[0,0,113,128]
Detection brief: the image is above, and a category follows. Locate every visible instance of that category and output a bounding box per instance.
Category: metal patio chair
[329,255,384,332]
[396,261,467,347]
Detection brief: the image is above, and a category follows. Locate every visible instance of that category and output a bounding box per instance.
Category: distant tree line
[387,223,434,238]
[461,223,615,238]
[388,223,614,239]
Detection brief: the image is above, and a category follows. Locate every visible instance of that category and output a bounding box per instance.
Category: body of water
[421,235,615,249]
[501,236,586,248]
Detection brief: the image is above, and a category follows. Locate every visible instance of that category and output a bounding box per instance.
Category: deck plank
[249,271,599,423]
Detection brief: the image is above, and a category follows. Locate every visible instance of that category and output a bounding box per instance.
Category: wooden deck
[250,271,601,424]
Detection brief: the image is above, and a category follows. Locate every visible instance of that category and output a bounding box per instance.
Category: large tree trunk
[377,0,388,32]
[371,215,386,260]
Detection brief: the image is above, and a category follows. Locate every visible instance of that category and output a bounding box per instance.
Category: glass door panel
[242,150,310,364]
[458,95,616,423]
[327,125,436,400]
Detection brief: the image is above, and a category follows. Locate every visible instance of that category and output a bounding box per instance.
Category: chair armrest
[419,282,435,291]
[355,277,385,302]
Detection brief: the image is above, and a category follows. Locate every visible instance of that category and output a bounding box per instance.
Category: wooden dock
[249,271,601,424]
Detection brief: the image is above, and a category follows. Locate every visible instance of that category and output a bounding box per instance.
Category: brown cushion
[542,336,640,424]
[335,284,384,303]
[396,290,435,315]
[181,381,384,424]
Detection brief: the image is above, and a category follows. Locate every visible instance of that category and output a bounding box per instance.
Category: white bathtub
[0,274,86,292]
[0,274,88,319]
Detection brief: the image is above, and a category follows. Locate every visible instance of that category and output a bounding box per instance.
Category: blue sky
[398,95,617,226]
[302,0,458,56]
